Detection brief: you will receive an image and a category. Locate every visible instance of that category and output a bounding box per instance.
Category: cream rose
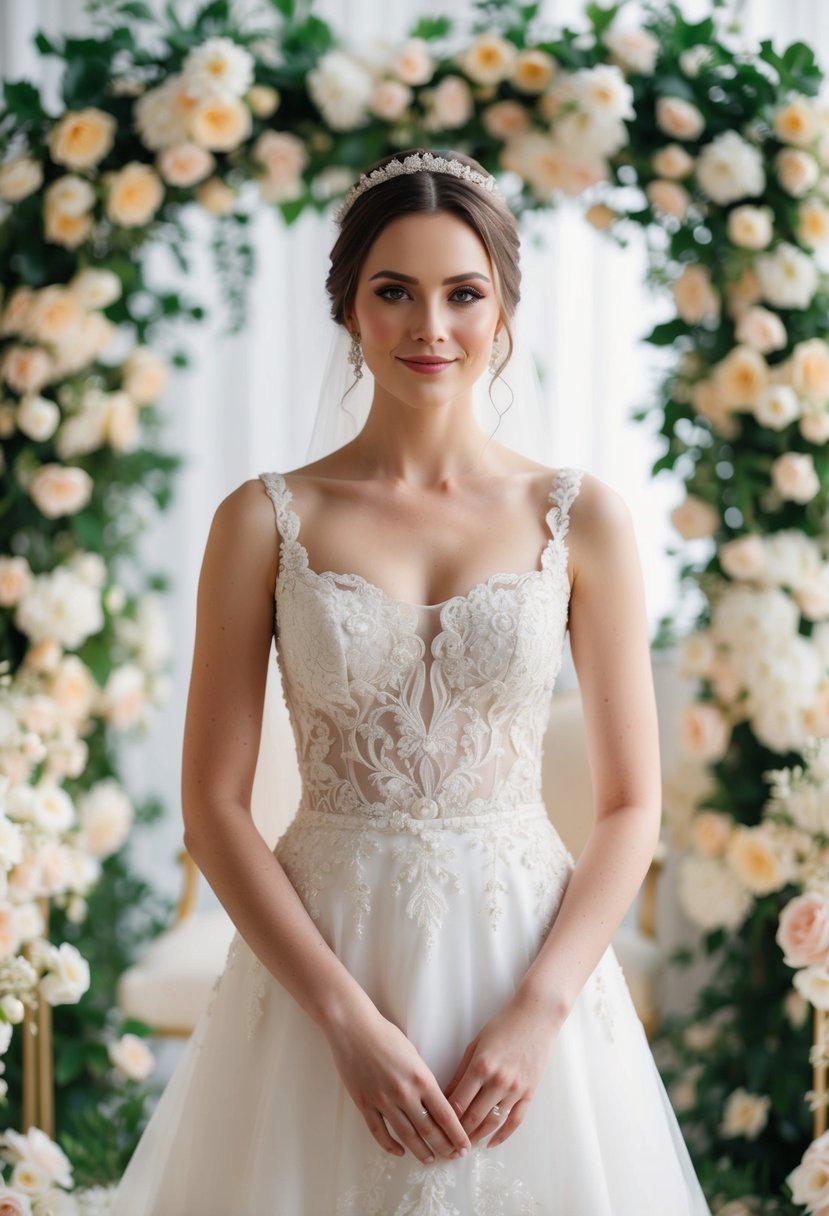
[39,941,90,1005]
[794,964,829,1010]
[2,346,53,396]
[195,176,236,215]
[482,101,530,140]
[720,534,766,581]
[68,268,122,310]
[1,287,33,337]
[389,38,434,86]
[680,630,714,677]
[798,197,829,248]
[246,84,279,119]
[646,179,690,218]
[756,242,818,309]
[651,143,694,179]
[753,384,800,430]
[457,33,517,85]
[602,27,660,76]
[28,464,93,519]
[671,494,718,540]
[791,338,829,399]
[108,1031,155,1080]
[788,1129,829,1211]
[713,345,769,409]
[48,107,115,170]
[774,95,822,146]
[691,810,733,859]
[423,76,474,131]
[188,97,252,151]
[0,556,32,607]
[734,306,787,355]
[369,79,412,122]
[727,204,773,250]
[511,49,556,94]
[726,825,790,896]
[655,96,705,141]
[680,702,731,761]
[43,205,92,250]
[690,378,738,435]
[157,141,215,187]
[0,156,43,202]
[696,130,766,205]
[721,1088,770,1140]
[122,347,169,405]
[771,452,820,504]
[801,403,829,445]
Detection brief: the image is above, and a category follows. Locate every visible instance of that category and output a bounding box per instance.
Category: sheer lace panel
[257,467,582,824]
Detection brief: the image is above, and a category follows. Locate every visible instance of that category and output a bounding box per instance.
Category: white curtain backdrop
[1,0,826,904]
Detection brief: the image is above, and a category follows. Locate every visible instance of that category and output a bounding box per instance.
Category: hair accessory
[333,152,502,227]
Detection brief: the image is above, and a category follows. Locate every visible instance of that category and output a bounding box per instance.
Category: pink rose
[777,890,829,968]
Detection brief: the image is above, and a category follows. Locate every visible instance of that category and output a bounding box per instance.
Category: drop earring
[489,332,503,374]
[347,331,363,381]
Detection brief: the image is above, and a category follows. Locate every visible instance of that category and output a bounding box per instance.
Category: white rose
[772,452,820,504]
[721,1088,771,1139]
[601,27,659,76]
[679,630,714,677]
[655,96,705,141]
[32,1190,78,1216]
[0,1186,34,1214]
[181,36,254,103]
[76,779,133,859]
[695,130,766,205]
[0,157,43,202]
[39,942,90,1005]
[28,464,93,519]
[16,396,59,443]
[678,855,752,931]
[133,76,194,152]
[801,402,829,444]
[753,384,800,430]
[789,1130,829,1209]
[734,306,787,354]
[791,338,829,400]
[794,964,829,1010]
[68,268,121,310]
[680,702,731,760]
[570,64,634,123]
[30,782,75,834]
[720,534,765,580]
[307,51,374,130]
[108,1031,155,1080]
[762,530,822,590]
[756,242,818,309]
[14,567,103,650]
[2,1127,72,1189]
[727,204,773,250]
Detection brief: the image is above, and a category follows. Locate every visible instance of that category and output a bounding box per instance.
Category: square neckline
[266,468,580,612]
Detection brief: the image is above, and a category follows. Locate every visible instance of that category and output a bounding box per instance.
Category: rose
[724,267,763,316]
[734,306,787,354]
[583,203,617,230]
[602,27,660,76]
[673,264,720,324]
[369,80,412,122]
[47,107,115,170]
[679,630,713,676]
[720,535,765,581]
[105,162,164,227]
[690,379,738,436]
[671,494,718,540]
[791,338,829,399]
[0,1190,33,1216]
[252,131,308,195]
[246,84,279,118]
[726,825,790,896]
[157,142,215,187]
[720,1088,771,1140]
[482,101,530,140]
[774,94,822,146]
[68,268,121,310]
[713,346,769,409]
[678,855,752,931]
[680,702,730,760]
[188,98,252,151]
[28,465,93,518]
[77,779,133,858]
[772,452,820,504]
[122,348,169,405]
[511,49,556,94]
[695,131,766,205]
[727,204,773,250]
[655,96,705,141]
[39,942,90,1005]
[0,557,32,607]
[753,384,800,430]
[570,65,634,124]
[798,197,829,247]
[133,76,196,151]
[23,287,85,347]
[195,177,235,215]
[108,1032,154,1080]
[651,143,694,179]
[457,33,517,85]
[422,76,474,132]
[776,147,820,197]
[2,347,53,396]
[646,180,690,218]
[307,51,374,131]
[101,664,147,730]
[0,157,43,202]
[788,1130,829,1211]
[181,36,254,104]
[16,396,60,443]
[43,208,91,250]
[691,810,733,859]
[801,403,829,445]
[756,242,819,309]
[1,287,33,337]
[1,1127,72,1188]
[794,965,829,1010]
[389,38,434,86]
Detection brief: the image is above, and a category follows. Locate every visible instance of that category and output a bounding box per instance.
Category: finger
[443,1041,476,1100]
[468,1103,506,1143]
[386,1108,437,1164]
[486,1097,528,1149]
[424,1086,472,1152]
[363,1108,405,1157]
[410,1106,459,1160]
[461,1084,506,1139]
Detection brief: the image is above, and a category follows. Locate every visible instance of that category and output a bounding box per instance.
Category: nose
[409,297,448,345]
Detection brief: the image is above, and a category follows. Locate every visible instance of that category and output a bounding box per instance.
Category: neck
[350,384,494,486]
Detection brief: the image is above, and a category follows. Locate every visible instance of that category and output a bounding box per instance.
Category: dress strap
[258,471,298,544]
[547,467,584,542]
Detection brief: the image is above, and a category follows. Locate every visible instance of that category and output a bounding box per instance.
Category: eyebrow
[368,270,491,285]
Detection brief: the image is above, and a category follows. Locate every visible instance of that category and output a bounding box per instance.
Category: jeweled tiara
[332,151,502,227]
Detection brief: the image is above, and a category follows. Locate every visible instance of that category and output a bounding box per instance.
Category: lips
[398,357,454,364]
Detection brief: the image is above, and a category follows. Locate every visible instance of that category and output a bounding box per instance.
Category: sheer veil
[304,292,553,467]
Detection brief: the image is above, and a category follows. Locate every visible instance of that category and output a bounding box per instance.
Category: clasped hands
[328,988,564,1168]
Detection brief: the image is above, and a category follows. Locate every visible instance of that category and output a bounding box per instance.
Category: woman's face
[345,209,504,410]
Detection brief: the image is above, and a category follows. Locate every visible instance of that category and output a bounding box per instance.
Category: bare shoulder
[203,476,280,594]
[567,471,639,580]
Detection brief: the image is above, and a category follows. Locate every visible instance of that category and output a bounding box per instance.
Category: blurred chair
[117,647,681,1041]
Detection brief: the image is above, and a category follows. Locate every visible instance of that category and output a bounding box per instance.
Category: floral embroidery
[246,957,267,1039]
[590,951,630,1043]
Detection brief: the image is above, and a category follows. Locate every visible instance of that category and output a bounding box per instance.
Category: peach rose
[776,147,820,198]
[0,156,43,202]
[48,106,116,169]
[692,810,733,859]
[0,556,32,607]
[28,464,93,518]
[777,890,829,967]
[753,384,800,431]
[188,97,252,151]
[734,306,787,355]
[673,264,720,324]
[797,197,829,248]
[724,267,763,317]
[122,347,169,405]
[108,1031,155,1080]
[791,338,829,399]
[482,100,530,140]
[105,391,140,452]
[655,96,705,141]
[680,702,731,761]
[105,162,164,227]
[772,451,820,504]
[774,95,822,146]
[369,80,412,122]
[389,38,435,86]
[583,202,618,230]
[713,345,770,409]
[647,179,690,218]
[457,33,517,86]
[690,378,739,435]
[422,75,473,131]
[727,826,790,896]
[680,630,714,676]
[1,345,53,395]
[157,141,215,187]
[195,176,235,215]
[49,655,98,722]
[44,174,95,217]
[804,684,829,734]
[43,205,92,249]
[0,286,33,337]
[801,403,829,445]
[709,654,742,704]
[671,494,718,540]
[511,49,556,94]
[651,143,694,179]
[720,534,765,580]
[245,84,279,118]
[24,286,85,347]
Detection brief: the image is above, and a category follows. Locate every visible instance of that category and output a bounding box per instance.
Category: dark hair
[325,148,520,383]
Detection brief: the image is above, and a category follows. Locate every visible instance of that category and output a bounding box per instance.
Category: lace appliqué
[335,1143,542,1216]
[590,951,629,1043]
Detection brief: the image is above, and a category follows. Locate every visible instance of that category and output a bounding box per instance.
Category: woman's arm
[180,479,470,1164]
[444,473,662,1145]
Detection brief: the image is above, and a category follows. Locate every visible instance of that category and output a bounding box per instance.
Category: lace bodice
[258,468,583,825]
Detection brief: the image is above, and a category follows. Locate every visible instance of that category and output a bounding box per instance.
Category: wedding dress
[113,466,711,1216]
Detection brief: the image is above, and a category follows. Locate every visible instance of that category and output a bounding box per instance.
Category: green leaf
[408,16,453,40]
[61,55,111,108]
[118,1,156,19]
[267,0,295,16]
[585,2,621,38]
[34,31,61,57]
[2,80,46,123]
[642,319,688,347]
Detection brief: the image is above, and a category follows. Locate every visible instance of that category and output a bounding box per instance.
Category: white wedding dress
[113,466,711,1216]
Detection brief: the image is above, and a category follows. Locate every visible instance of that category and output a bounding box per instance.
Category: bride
[113,148,711,1214]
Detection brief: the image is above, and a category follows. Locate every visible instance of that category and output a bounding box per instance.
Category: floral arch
[0,0,828,1209]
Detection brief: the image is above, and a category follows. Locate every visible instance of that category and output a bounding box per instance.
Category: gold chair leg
[21,896,54,1137]
[814,1007,827,1140]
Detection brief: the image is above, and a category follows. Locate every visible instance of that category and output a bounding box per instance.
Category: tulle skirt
[113,802,711,1215]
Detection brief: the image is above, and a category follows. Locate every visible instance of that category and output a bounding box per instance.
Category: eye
[375,285,485,303]
[376,285,408,301]
[451,287,485,303]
